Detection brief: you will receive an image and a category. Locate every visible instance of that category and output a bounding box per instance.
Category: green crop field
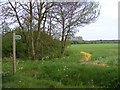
[2,44,119,88]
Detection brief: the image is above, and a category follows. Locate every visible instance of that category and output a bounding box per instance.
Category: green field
[2,44,119,88]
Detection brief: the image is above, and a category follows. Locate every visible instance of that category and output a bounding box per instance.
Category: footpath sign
[15,35,21,40]
[13,32,21,75]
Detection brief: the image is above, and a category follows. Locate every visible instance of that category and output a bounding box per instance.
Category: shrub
[2,31,61,60]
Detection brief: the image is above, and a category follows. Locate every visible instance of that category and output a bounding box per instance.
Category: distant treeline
[71,40,119,44]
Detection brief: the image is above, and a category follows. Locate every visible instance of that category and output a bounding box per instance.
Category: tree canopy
[0,0,100,60]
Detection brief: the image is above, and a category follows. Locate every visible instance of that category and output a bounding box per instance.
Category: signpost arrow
[16,35,21,40]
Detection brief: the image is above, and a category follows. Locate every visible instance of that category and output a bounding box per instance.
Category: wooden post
[13,32,16,75]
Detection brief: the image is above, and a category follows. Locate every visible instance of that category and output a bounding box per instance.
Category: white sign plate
[16,35,21,40]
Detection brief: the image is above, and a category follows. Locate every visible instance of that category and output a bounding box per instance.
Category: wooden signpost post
[13,32,21,75]
[13,32,16,75]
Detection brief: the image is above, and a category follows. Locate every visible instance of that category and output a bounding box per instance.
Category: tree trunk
[35,2,43,58]
[43,14,47,32]
[30,1,37,60]
[49,13,52,36]
[61,16,65,56]
[61,24,71,56]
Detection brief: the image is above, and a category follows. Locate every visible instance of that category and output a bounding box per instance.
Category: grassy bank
[2,44,119,88]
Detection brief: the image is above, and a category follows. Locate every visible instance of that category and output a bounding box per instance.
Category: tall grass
[2,44,119,88]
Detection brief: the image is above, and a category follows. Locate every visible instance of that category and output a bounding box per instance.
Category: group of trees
[0,0,100,60]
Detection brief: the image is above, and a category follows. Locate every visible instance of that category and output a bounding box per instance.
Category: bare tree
[0,0,54,60]
[0,1,100,58]
[7,0,38,60]
[49,2,100,55]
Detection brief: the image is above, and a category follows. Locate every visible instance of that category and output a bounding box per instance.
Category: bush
[2,31,61,60]
[2,32,28,59]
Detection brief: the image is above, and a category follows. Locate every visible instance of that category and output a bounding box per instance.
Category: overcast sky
[75,0,119,40]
